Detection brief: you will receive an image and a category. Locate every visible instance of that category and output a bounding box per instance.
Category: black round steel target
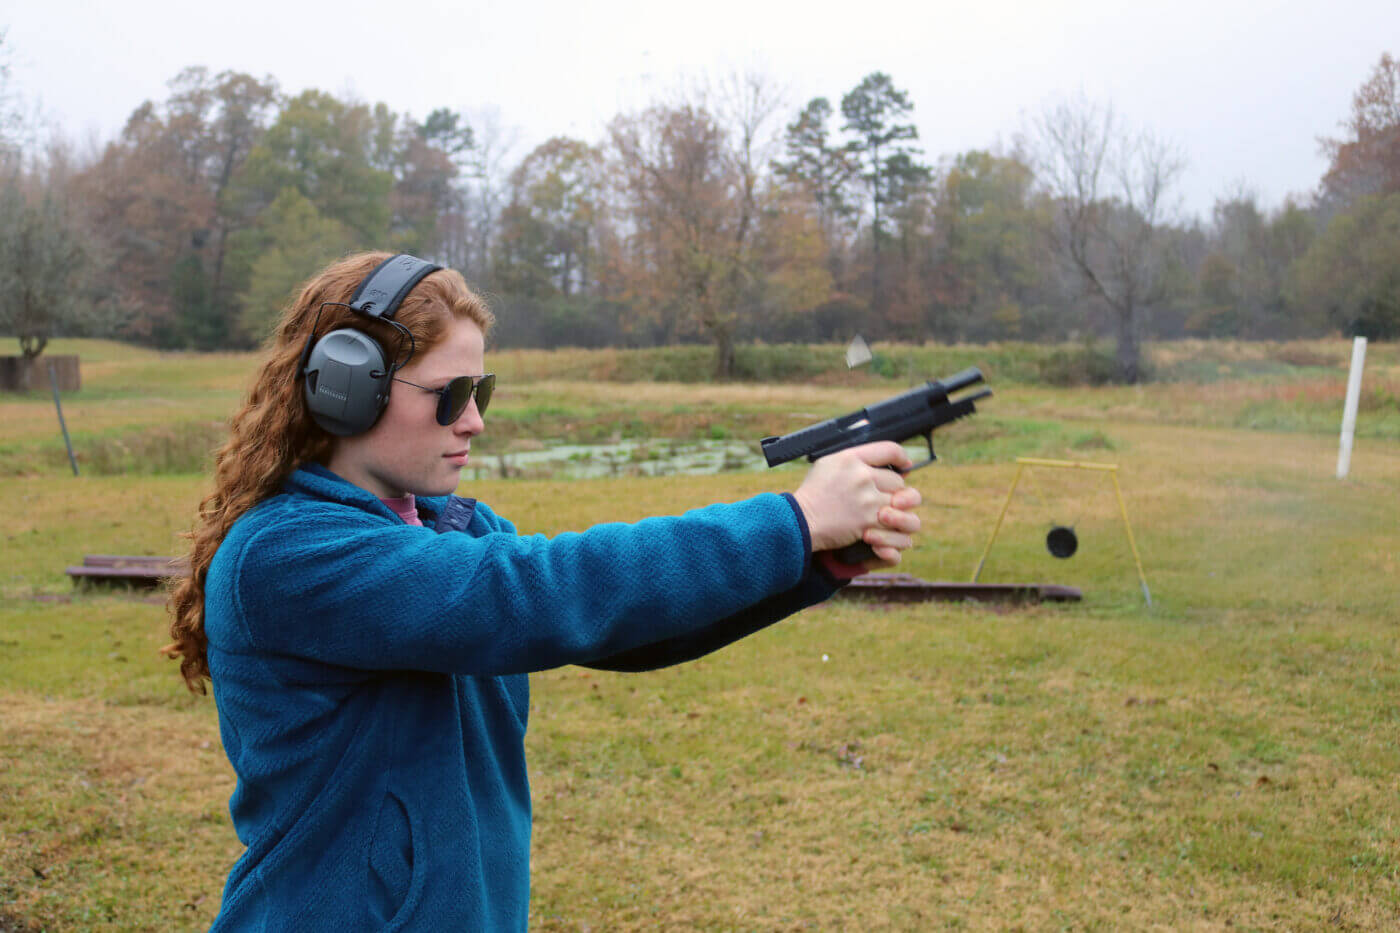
[1046,525,1078,559]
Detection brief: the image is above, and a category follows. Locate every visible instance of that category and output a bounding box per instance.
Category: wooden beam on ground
[838,572,1081,604]
[65,555,190,589]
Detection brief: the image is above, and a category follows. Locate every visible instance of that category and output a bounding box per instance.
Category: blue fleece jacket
[203,463,842,931]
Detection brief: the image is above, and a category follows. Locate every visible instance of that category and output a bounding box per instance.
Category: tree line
[1,40,1397,382]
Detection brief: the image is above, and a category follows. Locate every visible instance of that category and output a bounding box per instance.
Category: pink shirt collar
[379,494,423,527]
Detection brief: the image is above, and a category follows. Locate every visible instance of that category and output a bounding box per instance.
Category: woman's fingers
[890,486,922,511]
[865,526,914,552]
[850,441,914,473]
[872,467,908,495]
[866,545,903,568]
[878,506,921,535]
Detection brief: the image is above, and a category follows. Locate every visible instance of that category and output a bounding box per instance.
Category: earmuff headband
[349,254,442,320]
[299,253,442,436]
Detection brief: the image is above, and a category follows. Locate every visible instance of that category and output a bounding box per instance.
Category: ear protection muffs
[296,254,442,436]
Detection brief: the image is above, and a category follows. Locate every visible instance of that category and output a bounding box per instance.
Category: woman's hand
[790,442,923,568]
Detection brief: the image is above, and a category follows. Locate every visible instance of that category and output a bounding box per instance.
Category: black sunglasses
[393,373,495,424]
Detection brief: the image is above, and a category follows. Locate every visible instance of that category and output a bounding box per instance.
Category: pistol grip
[832,541,876,565]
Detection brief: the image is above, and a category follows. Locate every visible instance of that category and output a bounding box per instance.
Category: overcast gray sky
[5,0,1396,222]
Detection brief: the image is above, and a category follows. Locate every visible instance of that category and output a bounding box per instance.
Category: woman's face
[326,316,487,499]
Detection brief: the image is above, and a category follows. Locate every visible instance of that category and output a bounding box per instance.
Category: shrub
[1037,342,1149,386]
[78,422,226,475]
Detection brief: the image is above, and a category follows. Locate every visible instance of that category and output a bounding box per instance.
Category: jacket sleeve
[579,493,846,671]
[230,493,809,677]
[577,565,844,672]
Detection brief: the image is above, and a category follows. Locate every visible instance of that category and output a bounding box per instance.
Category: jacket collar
[284,462,466,531]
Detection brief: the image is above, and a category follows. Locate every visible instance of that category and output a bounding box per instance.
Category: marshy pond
[468,439,773,480]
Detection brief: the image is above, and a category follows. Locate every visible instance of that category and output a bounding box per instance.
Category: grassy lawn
[2,339,1398,930]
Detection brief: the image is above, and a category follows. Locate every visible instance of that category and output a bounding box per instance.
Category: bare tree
[459,108,518,287]
[1029,95,1185,382]
[711,70,787,359]
[0,165,92,366]
[0,29,25,155]
[609,100,736,368]
[712,69,787,245]
[607,73,788,379]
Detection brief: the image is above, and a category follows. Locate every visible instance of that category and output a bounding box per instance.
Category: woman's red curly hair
[164,252,493,693]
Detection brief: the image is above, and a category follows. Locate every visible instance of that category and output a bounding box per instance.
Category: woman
[166,252,921,931]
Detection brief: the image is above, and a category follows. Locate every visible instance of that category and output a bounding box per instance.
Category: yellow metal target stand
[971,457,1152,607]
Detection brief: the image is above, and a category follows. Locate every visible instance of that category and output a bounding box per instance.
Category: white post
[1336,336,1368,479]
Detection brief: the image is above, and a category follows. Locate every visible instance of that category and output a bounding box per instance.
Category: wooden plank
[81,555,186,569]
[838,573,1081,604]
[67,566,172,579]
[65,555,190,588]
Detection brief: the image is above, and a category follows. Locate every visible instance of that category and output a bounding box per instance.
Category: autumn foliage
[3,53,1398,379]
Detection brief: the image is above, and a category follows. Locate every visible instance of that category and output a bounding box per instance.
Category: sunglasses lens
[438,376,473,425]
[474,374,494,416]
[437,374,494,424]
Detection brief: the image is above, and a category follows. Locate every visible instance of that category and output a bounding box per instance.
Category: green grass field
[2,339,1398,930]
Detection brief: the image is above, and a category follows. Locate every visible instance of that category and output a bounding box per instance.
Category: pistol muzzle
[940,367,985,393]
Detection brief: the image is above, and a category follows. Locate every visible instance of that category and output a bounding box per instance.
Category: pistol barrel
[937,367,984,394]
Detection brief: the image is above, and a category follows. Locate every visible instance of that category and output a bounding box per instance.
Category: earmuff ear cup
[296,254,438,436]
[302,329,393,436]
